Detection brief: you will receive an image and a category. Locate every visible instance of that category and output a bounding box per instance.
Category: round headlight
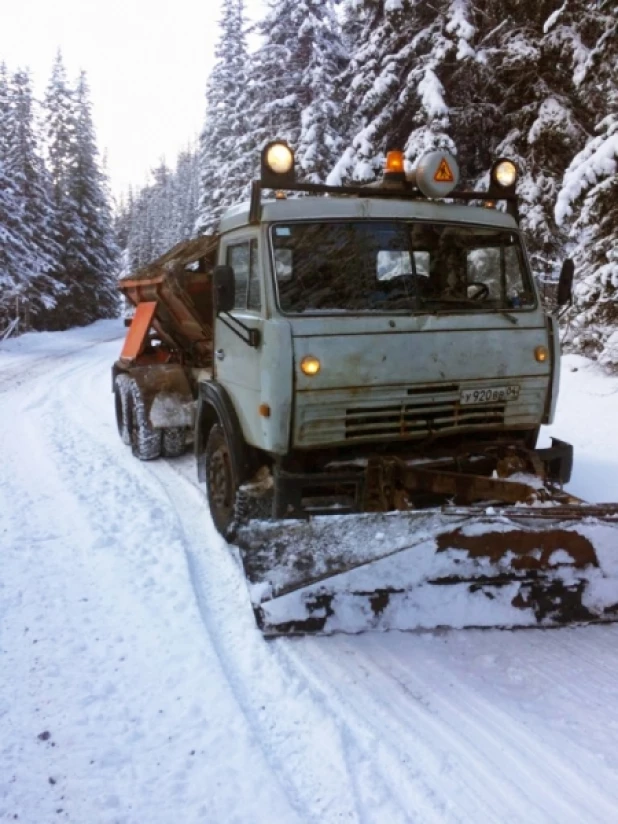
[265,142,294,175]
[300,355,321,376]
[535,345,549,363]
[492,160,518,188]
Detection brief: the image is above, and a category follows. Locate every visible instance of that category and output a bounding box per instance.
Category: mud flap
[235,507,618,635]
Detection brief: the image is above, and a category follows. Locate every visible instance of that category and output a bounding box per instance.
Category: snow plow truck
[113,140,618,635]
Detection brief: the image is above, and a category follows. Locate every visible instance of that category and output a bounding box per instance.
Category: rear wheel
[205,424,239,538]
[127,379,162,461]
[114,376,131,446]
[161,427,186,458]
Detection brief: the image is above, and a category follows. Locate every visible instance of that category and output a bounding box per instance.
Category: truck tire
[127,379,162,461]
[114,375,131,446]
[161,427,186,458]
[205,423,240,538]
[235,487,273,526]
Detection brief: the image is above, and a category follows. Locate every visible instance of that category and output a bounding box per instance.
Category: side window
[226,240,261,311]
[247,240,261,310]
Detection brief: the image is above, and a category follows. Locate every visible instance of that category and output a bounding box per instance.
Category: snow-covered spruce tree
[123,172,165,270]
[42,57,118,328]
[114,189,133,279]
[0,156,31,329]
[68,70,119,323]
[554,0,618,367]
[126,182,155,270]
[170,146,199,243]
[471,1,590,286]
[245,0,347,183]
[42,51,83,328]
[330,0,475,185]
[4,68,64,324]
[0,62,26,327]
[117,145,199,274]
[332,0,594,291]
[0,61,9,160]
[195,0,252,234]
[148,159,176,255]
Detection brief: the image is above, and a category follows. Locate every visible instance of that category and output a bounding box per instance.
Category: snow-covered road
[2,320,618,824]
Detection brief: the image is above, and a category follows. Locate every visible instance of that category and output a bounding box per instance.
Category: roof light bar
[491,159,518,191]
[261,140,296,189]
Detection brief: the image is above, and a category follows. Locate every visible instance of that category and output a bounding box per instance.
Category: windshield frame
[268,218,539,318]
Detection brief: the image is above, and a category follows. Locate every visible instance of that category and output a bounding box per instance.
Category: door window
[226,239,261,311]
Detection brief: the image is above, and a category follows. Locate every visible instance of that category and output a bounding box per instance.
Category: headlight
[300,355,321,376]
[535,345,549,363]
[265,142,294,175]
[491,159,518,189]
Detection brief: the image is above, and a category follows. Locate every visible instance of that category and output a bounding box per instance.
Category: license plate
[460,385,520,405]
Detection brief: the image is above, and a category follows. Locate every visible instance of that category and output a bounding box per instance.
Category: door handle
[215,348,225,361]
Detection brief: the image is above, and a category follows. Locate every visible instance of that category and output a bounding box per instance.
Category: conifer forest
[2,0,617,365]
[0,54,118,333]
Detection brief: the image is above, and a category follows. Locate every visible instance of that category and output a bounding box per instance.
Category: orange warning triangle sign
[434,157,454,183]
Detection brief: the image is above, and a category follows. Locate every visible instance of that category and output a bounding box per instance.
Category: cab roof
[219,196,520,235]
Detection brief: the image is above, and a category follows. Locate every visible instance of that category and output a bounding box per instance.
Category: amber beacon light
[385,150,405,174]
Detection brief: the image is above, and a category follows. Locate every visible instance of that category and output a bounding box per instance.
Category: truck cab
[212,195,557,457]
[115,141,573,536]
[192,143,576,533]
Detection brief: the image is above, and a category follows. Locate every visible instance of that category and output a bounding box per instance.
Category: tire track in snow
[33,344,364,823]
[272,639,476,823]
[160,474,369,824]
[277,630,618,823]
[367,634,618,821]
[13,332,618,824]
[65,340,618,823]
[5,343,309,823]
[274,638,536,823]
[410,628,618,786]
[0,331,122,396]
[156,464,441,816]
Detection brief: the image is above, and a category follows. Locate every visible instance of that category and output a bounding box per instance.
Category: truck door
[214,233,264,447]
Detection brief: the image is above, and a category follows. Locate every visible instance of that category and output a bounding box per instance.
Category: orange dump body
[118,235,218,368]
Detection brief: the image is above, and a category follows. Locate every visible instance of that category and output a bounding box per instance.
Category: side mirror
[213,264,235,314]
[557,258,574,307]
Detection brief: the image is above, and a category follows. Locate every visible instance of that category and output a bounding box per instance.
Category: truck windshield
[270,221,536,314]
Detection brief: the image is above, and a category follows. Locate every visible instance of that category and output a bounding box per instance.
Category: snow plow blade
[235,505,618,635]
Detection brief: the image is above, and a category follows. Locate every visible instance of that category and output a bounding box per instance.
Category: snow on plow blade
[235,506,618,635]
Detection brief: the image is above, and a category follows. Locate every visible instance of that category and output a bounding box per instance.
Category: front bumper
[535,437,573,485]
[271,437,574,519]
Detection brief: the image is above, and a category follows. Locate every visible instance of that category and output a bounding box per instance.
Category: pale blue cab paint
[214,197,557,455]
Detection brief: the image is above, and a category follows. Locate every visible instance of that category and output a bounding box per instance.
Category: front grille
[294,379,545,447]
[345,400,505,440]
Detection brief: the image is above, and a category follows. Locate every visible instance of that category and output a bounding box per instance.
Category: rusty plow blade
[235,505,618,636]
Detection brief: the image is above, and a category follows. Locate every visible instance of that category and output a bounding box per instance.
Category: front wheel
[205,424,239,538]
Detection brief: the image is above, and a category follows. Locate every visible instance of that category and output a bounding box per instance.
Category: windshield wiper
[498,309,519,325]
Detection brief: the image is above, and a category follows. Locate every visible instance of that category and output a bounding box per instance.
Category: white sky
[0,0,264,201]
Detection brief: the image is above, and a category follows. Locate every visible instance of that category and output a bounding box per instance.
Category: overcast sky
[1,0,264,200]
